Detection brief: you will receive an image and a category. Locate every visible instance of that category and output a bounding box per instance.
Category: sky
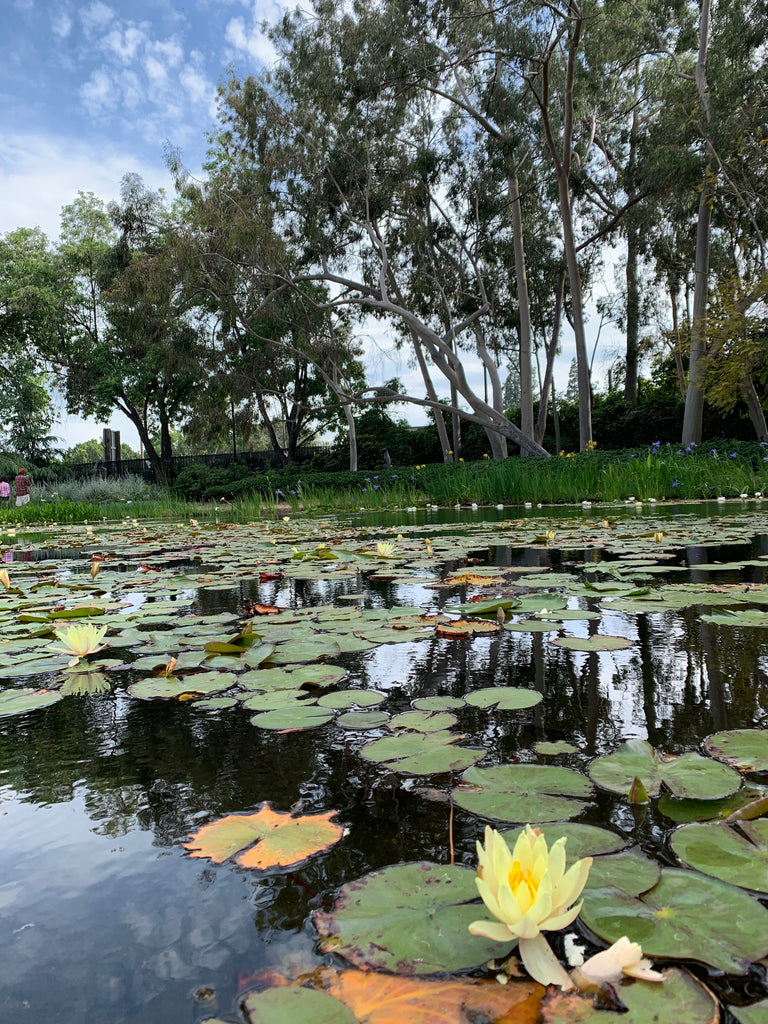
[1,0,621,454]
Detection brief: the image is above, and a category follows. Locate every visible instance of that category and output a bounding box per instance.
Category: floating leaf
[658,785,768,824]
[704,729,768,772]
[337,710,390,730]
[732,999,768,1024]
[671,820,768,892]
[435,618,501,638]
[589,739,741,800]
[0,687,63,717]
[550,635,633,652]
[453,764,593,822]
[540,968,718,1024]
[127,673,236,700]
[501,822,627,860]
[464,687,542,711]
[505,619,563,633]
[584,849,661,896]
[412,696,466,711]
[534,740,578,755]
[313,861,513,975]
[445,598,520,615]
[266,638,342,664]
[183,802,343,870]
[317,689,386,709]
[360,731,485,775]
[388,710,458,732]
[244,986,358,1024]
[580,869,768,974]
[250,705,334,731]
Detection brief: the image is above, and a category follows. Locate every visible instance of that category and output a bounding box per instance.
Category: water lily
[376,540,395,557]
[575,936,664,988]
[49,623,109,666]
[469,825,592,990]
[0,568,10,590]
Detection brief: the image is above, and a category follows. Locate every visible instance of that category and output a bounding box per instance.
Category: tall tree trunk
[412,332,452,461]
[682,0,715,446]
[625,217,640,406]
[741,375,768,441]
[669,280,688,400]
[536,270,565,445]
[508,163,534,443]
[475,324,508,459]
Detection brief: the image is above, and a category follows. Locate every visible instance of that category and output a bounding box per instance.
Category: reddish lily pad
[183,802,343,870]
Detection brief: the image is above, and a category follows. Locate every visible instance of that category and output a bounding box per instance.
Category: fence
[61,446,332,481]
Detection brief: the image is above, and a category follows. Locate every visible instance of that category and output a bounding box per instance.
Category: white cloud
[102,24,147,63]
[51,9,74,39]
[225,12,278,67]
[80,67,114,116]
[80,1,115,36]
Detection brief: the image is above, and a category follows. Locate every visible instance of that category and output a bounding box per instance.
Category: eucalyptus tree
[178,3,550,458]
[0,227,60,458]
[56,177,204,483]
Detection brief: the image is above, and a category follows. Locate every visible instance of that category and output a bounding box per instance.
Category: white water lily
[48,623,109,666]
[375,540,395,557]
[469,825,592,990]
[576,936,664,987]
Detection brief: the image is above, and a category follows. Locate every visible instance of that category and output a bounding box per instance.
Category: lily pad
[360,731,485,775]
[412,696,466,711]
[671,820,768,892]
[244,986,357,1024]
[388,710,458,732]
[534,740,578,755]
[540,967,718,1024]
[658,785,768,823]
[336,710,390,730]
[584,848,661,895]
[250,705,334,730]
[453,764,593,822]
[704,729,768,772]
[501,822,627,860]
[550,635,633,652]
[316,690,386,709]
[313,861,513,975]
[505,620,564,633]
[732,1000,768,1024]
[580,869,768,974]
[0,687,63,717]
[464,687,542,711]
[266,638,343,664]
[127,673,235,700]
[590,740,741,800]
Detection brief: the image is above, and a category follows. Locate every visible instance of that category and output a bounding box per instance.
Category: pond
[2,503,768,1023]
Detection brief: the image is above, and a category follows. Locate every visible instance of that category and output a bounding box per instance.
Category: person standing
[0,479,9,506]
[13,468,31,506]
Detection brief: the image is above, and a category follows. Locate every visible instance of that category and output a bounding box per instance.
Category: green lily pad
[658,785,768,823]
[127,673,235,700]
[732,999,768,1024]
[590,740,741,800]
[412,696,466,711]
[702,609,768,627]
[671,820,768,892]
[464,687,542,710]
[704,729,768,772]
[316,690,386,709]
[243,986,357,1024]
[540,967,718,1024]
[388,710,458,732]
[239,665,346,691]
[584,849,661,895]
[250,705,334,730]
[0,687,63,717]
[504,619,564,633]
[266,638,342,664]
[336,710,390,730]
[535,740,578,755]
[360,731,485,776]
[453,764,593,822]
[193,696,239,710]
[313,861,513,975]
[580,869,768,974]
[550,634,633,652]
[445,598,519,615]
[500,822,627,860]
[240,690,314,712]
[514,594,568,612]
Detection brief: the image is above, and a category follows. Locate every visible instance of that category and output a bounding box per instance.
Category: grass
[4,443,768,528]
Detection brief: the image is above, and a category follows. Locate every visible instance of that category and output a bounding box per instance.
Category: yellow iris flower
[469,825,592,989]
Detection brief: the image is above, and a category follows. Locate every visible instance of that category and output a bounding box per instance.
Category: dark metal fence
[61,446,332,481]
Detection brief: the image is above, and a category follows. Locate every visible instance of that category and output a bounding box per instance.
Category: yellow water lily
[0,568,10,591]
[48,623,109,666]
[576,936,664,988]
[469,825,592,990]
[375,540,395,557]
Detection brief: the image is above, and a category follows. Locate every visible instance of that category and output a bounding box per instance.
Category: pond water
[2,505,768,1023]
